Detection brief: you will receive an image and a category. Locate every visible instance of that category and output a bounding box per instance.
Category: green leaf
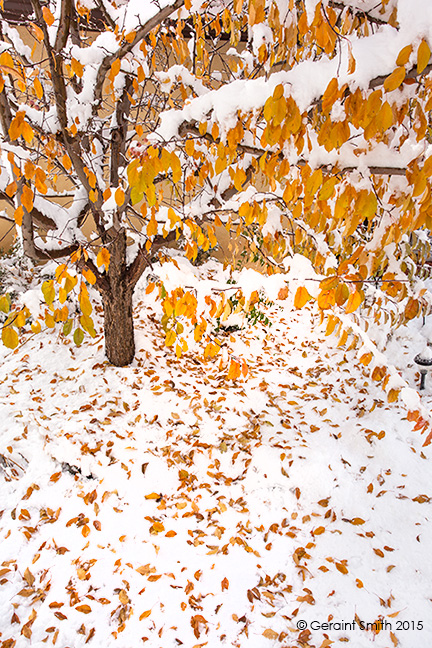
[63,319,73,336]
[73,328,84,346]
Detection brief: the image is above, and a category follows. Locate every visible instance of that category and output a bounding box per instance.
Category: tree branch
[54,0,72,51]
[369,62,432,89]
[178,121,409,177]
[93,0,185,109]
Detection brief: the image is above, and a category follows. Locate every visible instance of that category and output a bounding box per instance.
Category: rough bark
[101,230,135,366]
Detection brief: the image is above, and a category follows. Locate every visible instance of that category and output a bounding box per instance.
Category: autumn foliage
[0,0,431,427]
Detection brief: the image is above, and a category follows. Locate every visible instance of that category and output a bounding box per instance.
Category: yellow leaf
[42,6,55,25]
[318,177,337,201]
[294,286,312,309]
[345,290,362,314]
[417,39,431,74]
[321,78,339,113]
[185,139,195,156]
[15,309,26,327]
[80,314,95,337]
[347,48,356,74]
[96,248,110,270]
[0,294,10,313]
[320,275,338,291]
[387,388,400,403]
[42,280,55,305]
[115,187,125,206]
[82,267,96,285]
[31,320,41,334]
[396,44,412,66]
[79,284,92,316]
[2,326,19,349]
[165,330,176,347]
[383,66,405,92]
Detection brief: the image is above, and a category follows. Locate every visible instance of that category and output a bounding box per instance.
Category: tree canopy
[0,0,432,431]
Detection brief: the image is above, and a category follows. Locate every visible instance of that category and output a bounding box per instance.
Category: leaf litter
[0,288,431,648]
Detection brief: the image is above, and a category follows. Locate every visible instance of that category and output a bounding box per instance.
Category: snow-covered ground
[0,275,431,648]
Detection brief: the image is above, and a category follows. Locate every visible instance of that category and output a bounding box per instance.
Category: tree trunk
[101,230,135,366]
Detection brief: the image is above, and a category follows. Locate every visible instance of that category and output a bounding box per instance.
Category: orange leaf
[318,289,335,310]
[75,605,92,614]
[345,290,362,314]
[294,286,312,309]
[34,77,43,100]
[96,247,110,270]
[336,562,348,574]
[227,359,241,380]
[42,6,55,25]
[115,187,125,206]
[14,206,23,226]
[145,492,161,500]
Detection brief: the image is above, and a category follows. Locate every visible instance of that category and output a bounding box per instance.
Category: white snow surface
[0,270,432,648]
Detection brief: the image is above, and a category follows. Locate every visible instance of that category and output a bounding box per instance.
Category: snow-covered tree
[1,0,432,377]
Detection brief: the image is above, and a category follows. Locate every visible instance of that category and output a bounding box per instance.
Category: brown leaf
[136,564,156,576]
[336,562,348,574]
[75,605,92,614]
[23,567,35,587]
